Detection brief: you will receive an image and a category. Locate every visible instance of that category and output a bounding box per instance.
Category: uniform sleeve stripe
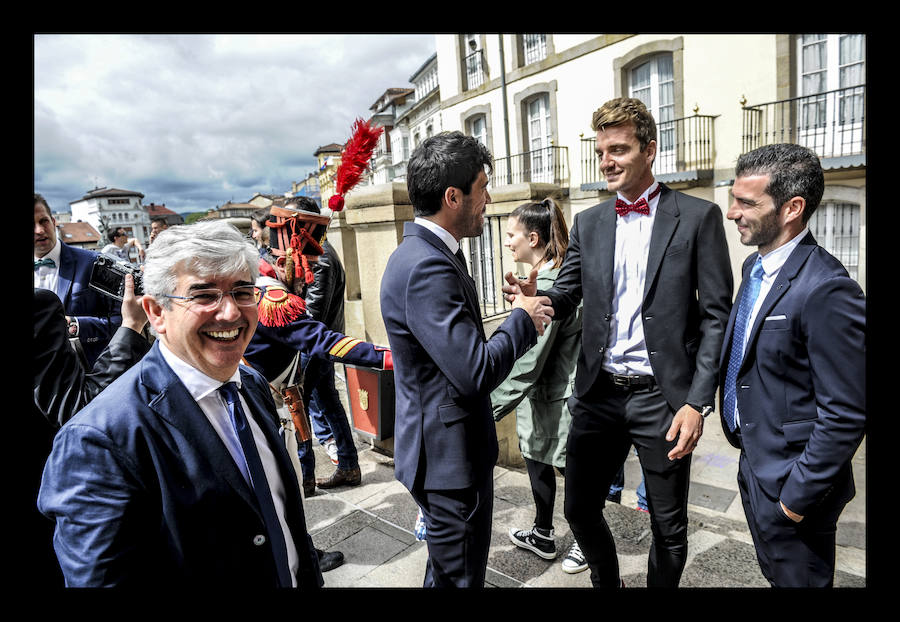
[332,338,362,358]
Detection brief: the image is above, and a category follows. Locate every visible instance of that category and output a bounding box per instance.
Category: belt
[608,373,656,389]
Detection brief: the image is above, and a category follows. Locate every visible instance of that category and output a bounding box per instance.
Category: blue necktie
[34,257,56,269]
[722,257,764,432]
[219,382,293,587]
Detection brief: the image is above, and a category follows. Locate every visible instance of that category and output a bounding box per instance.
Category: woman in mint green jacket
[492,198,583,568]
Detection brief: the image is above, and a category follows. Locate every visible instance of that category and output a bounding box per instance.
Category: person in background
[101,227,145,263]
[149,217,169,245]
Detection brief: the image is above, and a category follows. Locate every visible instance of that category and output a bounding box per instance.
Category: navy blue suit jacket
[380,222,537,492]
[37,341,322,588]
[55,243,121,366]
[719,232,866,517]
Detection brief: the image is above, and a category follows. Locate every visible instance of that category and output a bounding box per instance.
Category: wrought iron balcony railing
[581,114,717,186]
[741,85,866,159]
[465,49,486,90]
[493,145,569,187]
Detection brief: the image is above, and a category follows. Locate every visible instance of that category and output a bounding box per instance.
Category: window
[466,226,496,307]
[797,34,865,156]
[463,34,485,90]
[526,93,553,182]
[629,53,675,173]
[469,114,487,147]
[809,201,860,280]
[523,34,547,65]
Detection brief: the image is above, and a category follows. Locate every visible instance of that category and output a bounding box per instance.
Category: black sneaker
[508,525,557,560]
[561,541,588,574]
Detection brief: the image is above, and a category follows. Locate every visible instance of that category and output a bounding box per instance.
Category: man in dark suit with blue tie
[380,131,554,587]
[38,220,322,588]
[34,193,121,367]
[721,143,866,587]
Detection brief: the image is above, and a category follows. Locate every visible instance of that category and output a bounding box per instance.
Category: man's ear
[781,196,806,225]
[443,186,461,212]
[142,296,167,336]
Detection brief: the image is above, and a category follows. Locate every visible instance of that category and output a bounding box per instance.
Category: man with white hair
[38,220,322,588]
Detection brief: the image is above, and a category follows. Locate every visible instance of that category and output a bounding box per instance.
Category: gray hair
[143,219,259,309]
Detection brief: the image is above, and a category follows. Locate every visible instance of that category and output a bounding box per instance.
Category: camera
[89,254,144,301]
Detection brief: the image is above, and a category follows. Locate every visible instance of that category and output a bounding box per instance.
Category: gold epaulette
[329,336,363,358]
[257,285,307,327]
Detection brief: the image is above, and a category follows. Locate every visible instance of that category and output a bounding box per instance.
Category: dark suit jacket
[544,184,733,416]
[33,288,150,432]
[55,243,122,366]
[380,222,537,491]
[37,342,322,588]
[718,232,866,517]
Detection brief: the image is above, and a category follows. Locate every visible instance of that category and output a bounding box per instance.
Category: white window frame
[628,53,675,174]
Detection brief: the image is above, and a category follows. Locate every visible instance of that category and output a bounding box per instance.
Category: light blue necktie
[219,382,293,587]
[34,257,56,269]
[722,257,764,432]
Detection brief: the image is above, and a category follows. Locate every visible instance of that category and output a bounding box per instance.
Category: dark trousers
[737,452,846,587]
[412,470,494,588]
[563,375,691,587]
[525,457,563,531]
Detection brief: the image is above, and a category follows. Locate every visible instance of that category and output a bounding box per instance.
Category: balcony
[464,49,486,90]
[493,145,569,187]
[581,114,717,190]
[741,85,866,164]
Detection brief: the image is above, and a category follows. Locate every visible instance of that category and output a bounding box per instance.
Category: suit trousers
[564,374,691,587]
[412,470,494,588]
[737,452,845,587]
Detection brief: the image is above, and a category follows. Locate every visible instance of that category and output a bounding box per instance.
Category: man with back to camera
[504,98,733,587]
[38,220,322,588]
[34,193,121,367]
[380,131,555,587]
[720,143,865,587]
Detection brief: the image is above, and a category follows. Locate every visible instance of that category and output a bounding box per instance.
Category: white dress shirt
[733,227,808,429]
[158,341,300,586]
[414,216,460,254]
[603,182,661,376]
[34,239,62,296]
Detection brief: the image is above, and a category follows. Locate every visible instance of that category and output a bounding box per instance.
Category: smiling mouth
[204,328,242,341]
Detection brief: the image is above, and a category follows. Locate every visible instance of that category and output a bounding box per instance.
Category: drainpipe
[498,34,511,185]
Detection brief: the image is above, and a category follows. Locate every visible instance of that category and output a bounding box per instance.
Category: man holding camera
[34,193,121,366]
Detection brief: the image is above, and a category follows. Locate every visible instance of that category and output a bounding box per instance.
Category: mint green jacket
[490,267,583,468]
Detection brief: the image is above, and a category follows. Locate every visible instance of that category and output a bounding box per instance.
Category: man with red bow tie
[504,97,733,588]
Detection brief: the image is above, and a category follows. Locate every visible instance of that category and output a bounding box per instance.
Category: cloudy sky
[34,34,437,215]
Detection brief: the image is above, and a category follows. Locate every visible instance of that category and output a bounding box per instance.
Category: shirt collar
[36,239,62,265]
[758,227,809,277]
[157,339,241,401]
[414,217,459,254]
[615,180,659,205]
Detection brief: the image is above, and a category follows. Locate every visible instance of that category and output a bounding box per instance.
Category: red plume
[328,118,384,212]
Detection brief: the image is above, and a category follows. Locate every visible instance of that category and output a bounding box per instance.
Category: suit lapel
[740,233,816,373]
[720,255,756,366]
[141,343,258,509]
[644,184,679,299]
[594,203,617,305]
[56,243,76,303]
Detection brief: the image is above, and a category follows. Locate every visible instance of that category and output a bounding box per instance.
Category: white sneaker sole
[508,528,558,560]
[561,561,589,574]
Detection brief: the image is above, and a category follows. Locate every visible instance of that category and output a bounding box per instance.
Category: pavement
[293,375,867,589]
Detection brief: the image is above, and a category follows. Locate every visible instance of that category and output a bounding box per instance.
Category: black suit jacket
[305,240,346,333]
[543,184,733,414]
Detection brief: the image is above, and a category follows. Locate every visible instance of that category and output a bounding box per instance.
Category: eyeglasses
[164,286,259,310]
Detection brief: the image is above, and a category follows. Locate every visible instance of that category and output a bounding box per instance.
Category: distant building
[391,53,441,183]
[57,221,102,250]
[70,187,148,246]
[315,143,343,208]
[368,87,415,185]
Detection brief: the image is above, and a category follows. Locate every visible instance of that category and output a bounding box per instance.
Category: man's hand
[779,501,804,523]
[121,273,148,333]
[512,293,554,336]
[502,268,538,302]
[666,403,704,460]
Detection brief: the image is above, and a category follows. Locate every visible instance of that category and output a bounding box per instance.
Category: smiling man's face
[147,268,257,382]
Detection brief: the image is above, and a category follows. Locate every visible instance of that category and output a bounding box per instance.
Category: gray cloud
[35,33,436,215]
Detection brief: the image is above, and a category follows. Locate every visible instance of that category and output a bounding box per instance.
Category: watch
[689,403,714,418]
[67,317,79,338]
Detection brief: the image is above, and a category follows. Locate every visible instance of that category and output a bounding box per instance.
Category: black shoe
[508,525,557,560]
[316,466,361,489]
[606,492,622,504]
[315,548,345,572]
[303,479,316,497]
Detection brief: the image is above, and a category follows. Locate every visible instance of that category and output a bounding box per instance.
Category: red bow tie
[614,185,661,217]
